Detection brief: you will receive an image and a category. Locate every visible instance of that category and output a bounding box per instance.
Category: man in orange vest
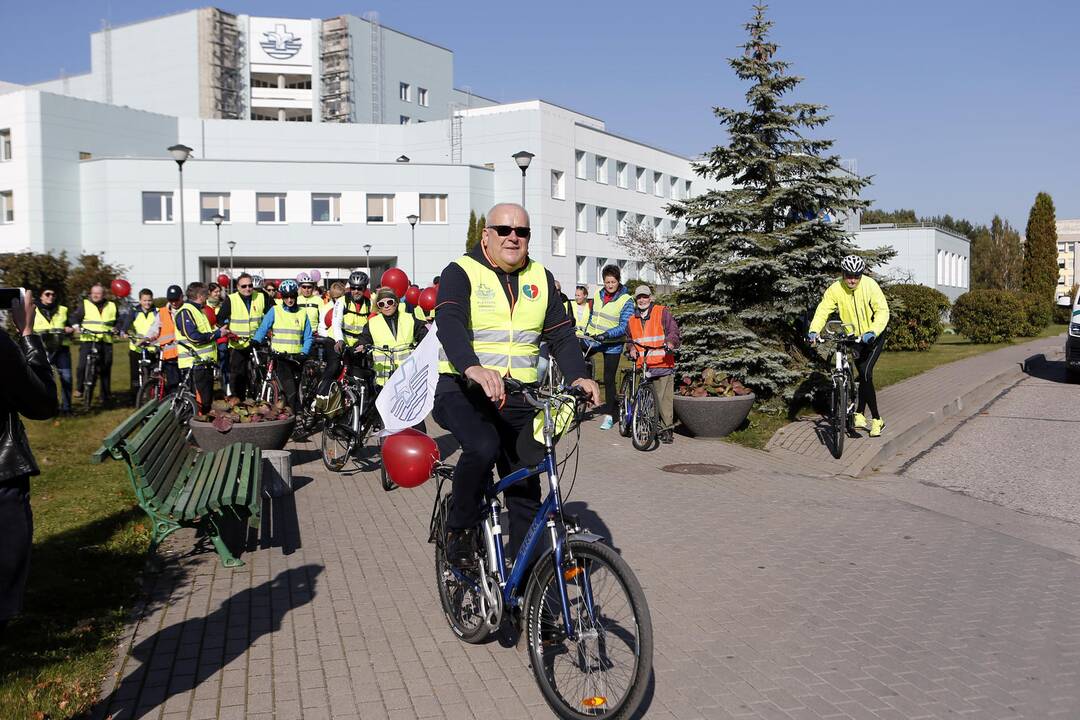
[626,284,681,444]
[157,285,184,392]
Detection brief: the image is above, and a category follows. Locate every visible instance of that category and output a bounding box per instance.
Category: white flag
[376,320,441,432]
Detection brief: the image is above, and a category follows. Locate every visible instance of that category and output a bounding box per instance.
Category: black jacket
[0,333,58,484]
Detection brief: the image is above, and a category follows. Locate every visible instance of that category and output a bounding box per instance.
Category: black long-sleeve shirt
[434,244,586,391]
[1,334,58,482]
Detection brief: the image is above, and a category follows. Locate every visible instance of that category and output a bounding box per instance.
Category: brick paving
[766,335,1063,476]
[94,405,1080,719]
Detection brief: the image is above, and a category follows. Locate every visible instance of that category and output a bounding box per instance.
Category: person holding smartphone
[1,288,59,635]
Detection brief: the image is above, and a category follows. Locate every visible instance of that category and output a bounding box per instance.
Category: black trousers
[163,359,181,395]
[601,352,621,416]
[853,332,887,418]
[0,477,32,625]
[318,341,342,395]
[47,347,73,412]
[433,380,541,557]
[77,342,113,401]
[191,365,214,415]
[228,346,254,399]
[275,357,301,411]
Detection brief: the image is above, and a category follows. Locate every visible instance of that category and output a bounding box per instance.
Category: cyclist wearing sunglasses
[216,272,267,399]
[433,202,601,566]
[33,286,76,414]
[353,286,428,384]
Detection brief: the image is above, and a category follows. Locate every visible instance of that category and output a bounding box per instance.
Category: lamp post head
[363,244,372,254]
[227,240,236,251]
[513,150,535,173]
[168,144,193,166]
[212,213,225,227]
[396,154,410,163]
[407,214,419,228]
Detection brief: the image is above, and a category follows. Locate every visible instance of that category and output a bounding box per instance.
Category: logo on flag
[376,321,441,431]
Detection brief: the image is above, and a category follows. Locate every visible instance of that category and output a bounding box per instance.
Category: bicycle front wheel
[630,383,658,451]
[136,378,162,407]
[830,378,846,459]
[617,373,633,438]
[525,539,653,719]
[167,392,198,426]
[83,360,97,411]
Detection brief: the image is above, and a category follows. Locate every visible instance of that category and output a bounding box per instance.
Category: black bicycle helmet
[348,270,369,290]
[165,285,183,301]
[279,279,299,297]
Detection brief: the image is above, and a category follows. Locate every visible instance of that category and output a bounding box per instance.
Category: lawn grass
[0,344,149,720]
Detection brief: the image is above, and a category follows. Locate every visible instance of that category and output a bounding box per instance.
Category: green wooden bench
[92,400,263,567]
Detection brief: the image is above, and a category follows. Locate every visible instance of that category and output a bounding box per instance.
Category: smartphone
[0,287,25,309]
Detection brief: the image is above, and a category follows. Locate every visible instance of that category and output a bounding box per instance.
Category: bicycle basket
[312,382,344,417]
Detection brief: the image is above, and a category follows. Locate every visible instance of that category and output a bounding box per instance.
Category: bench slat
[139,430,190,500]
[125,401,178,454]
[236,444,259,518]
[194,445,232,517]
[205,445,236,516]
[92,399,161,463]
[157,450,199,519]
[222,443,253,521]
[217,444,245,515]
[180,452,218,521]
[165,450,207,520]
[128,414,185,486]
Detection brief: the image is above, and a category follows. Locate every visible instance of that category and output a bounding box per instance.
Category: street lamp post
[363,243,372,280]
[227,240,236,282]
[513,150,534,208]
[168,144,193,286]
[212,213,225,281]
[406,215,419,281]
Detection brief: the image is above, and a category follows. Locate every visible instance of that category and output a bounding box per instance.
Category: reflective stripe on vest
[270,307,306,354]
[176,303,216,369]
[628,305,675,369]
[34,305,69,345]
[573,303,591,336]
[80,299,117,341]
[297,295,321,329]
[129,309,159,352]
[369,311,415,386]
[588,290,630,334]
[436,255,548,383]
[341,299,370,347]
[227,292,266,349]
[158,306,179,360]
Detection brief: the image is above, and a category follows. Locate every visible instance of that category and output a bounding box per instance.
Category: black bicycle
[816,321,860,459]
[79,331,117,410]
[134,343,166,407]
[320,346,381,473]
[617,340,666,451]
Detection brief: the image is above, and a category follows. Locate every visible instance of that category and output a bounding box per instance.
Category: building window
[575,150,586,179]
[670,176,678,198]
[256,193,287,224]
[312,193,341,224]
[142,191,173,224]
[616,161,627,188]
[0,129,10,161]
[936,250,944,285]
[654,216,663,240]
[685,180,692,198]
[635,167,646,193]
[577,256,588,285]
[400,115,411,125]
[550,170,565,200]
[419,194,448,223]
[0,191,12,223]
[617,210,628,238]
[596,207,608,235]
[200,192,231,223]
[595,258,609,284]
[653,172,664,197]
[551,226,566,256]
[418,87,428,107]
[595,155,608,184]
[576,203,587,232]
[367,194,395,223]
[79,151,92,160]
[399,82,411,102]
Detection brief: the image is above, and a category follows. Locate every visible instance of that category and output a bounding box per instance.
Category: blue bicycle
[429,379,653,719]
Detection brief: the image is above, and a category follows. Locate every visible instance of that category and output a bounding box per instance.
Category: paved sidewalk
[766,335,1063,476]
[93,412,1080,719]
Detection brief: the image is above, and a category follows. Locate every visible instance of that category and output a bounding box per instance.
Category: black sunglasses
[300,284,314,289]
[486,225,531,239]
[41,291,55,296]
[237,283,252,288]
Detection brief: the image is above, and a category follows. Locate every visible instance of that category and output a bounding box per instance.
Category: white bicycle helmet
[251,274,264,289]
[840,255,866,276]
[296,271,314,284]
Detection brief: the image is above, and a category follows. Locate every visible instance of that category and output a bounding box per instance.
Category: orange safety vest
[158,305,179,361]
[627,304,675,370]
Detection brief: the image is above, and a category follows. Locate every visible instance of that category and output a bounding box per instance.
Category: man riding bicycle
[808,254,891,437]
[70,283,118,406]
[433,202,601,569]
[252,279,313,411]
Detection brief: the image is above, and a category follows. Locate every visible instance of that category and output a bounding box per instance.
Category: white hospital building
[0,9,698,293]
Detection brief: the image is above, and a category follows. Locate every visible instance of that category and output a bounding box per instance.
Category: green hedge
[952,289,1025,343]
[1054,284,1077,325]
[1015,292,1052,337]
[882,283,950,351]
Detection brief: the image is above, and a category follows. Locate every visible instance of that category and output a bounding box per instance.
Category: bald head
[487,203,530,227]
[482,203,531,272]
[89,284,105,302]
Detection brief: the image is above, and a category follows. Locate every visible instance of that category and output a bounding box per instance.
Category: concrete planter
[674,393,756,438]
[190,416,296,453]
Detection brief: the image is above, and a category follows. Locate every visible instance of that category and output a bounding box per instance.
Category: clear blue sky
[4,0,1077,228]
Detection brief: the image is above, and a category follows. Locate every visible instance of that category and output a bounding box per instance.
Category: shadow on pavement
[1024,356,1075,384]
[253,491,303,555]
[93,564,324,720]
[564,501,619,553]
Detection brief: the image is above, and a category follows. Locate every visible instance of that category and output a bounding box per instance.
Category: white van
[1058,290,1080,381]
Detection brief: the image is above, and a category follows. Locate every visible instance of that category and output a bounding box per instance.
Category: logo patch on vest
[522,284,540,300]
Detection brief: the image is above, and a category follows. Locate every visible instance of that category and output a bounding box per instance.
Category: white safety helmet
[250,274,264,289]
[296,271,314,284]
[840,255,866,276]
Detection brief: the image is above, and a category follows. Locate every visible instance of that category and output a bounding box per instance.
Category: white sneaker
[599,415,614,430]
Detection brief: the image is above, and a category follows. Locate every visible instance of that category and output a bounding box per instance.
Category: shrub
[1053,284,1077,325]
[882,283,950,351]
[1014,291,1051,337]
[951,290,1025,343]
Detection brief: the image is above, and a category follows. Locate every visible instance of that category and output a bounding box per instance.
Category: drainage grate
[660,463,734,475]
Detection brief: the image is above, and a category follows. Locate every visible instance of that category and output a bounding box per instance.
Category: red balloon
[380,267,410,297]
[110,278,131,298]
[216,273,231,288]
[404,285,421,306]
[381,429,440,488]
[418,286,437,313]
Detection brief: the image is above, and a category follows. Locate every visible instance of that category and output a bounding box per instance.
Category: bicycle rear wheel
[830,377,846,459]
[617,372,633,438]
[525,539,653,720]
[168,392,198,426]
[631,383,658,451]
[433,495,490,644]
[82,358,97,411]
[136,377,163,407]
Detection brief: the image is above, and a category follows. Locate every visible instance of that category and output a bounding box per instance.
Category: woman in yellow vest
[174,282,223,415]
[431,202,600,568]
[120,288,160,406]
[585,265,634,430]
[33,285,76,413]
[356,287,428,387]
[70,283,118,406]
[252,279,313,412]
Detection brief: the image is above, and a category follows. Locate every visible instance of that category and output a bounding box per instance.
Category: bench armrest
[91,399,163,463]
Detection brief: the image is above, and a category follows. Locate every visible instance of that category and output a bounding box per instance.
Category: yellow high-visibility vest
[437,256,548,383]
[369,311,416,386]
[128,308,159,352]
[572,302,591,337]
[227,292,266,349]
[297,295,321,330]
[79,299,117,342]
[341,298,371,347]
[587,289,630,335]
[270,306,306,354]
[34,305,69,347]
[176,303,217,369]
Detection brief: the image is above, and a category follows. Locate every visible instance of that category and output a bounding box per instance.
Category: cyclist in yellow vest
[571,284,592,338]
[70,284,118,406]
[252,279,313,412]
[433,202,600,568]
[174,282,223,415]
[33,285,76,413]
[119,288,161,406]
[585,265,634,430]
[340,271,372,349]
[356,287,428,386]
[217,272,266,399]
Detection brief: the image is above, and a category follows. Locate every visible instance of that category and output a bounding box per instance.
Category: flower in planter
[194,399,293,432]
[677,368,753,398]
